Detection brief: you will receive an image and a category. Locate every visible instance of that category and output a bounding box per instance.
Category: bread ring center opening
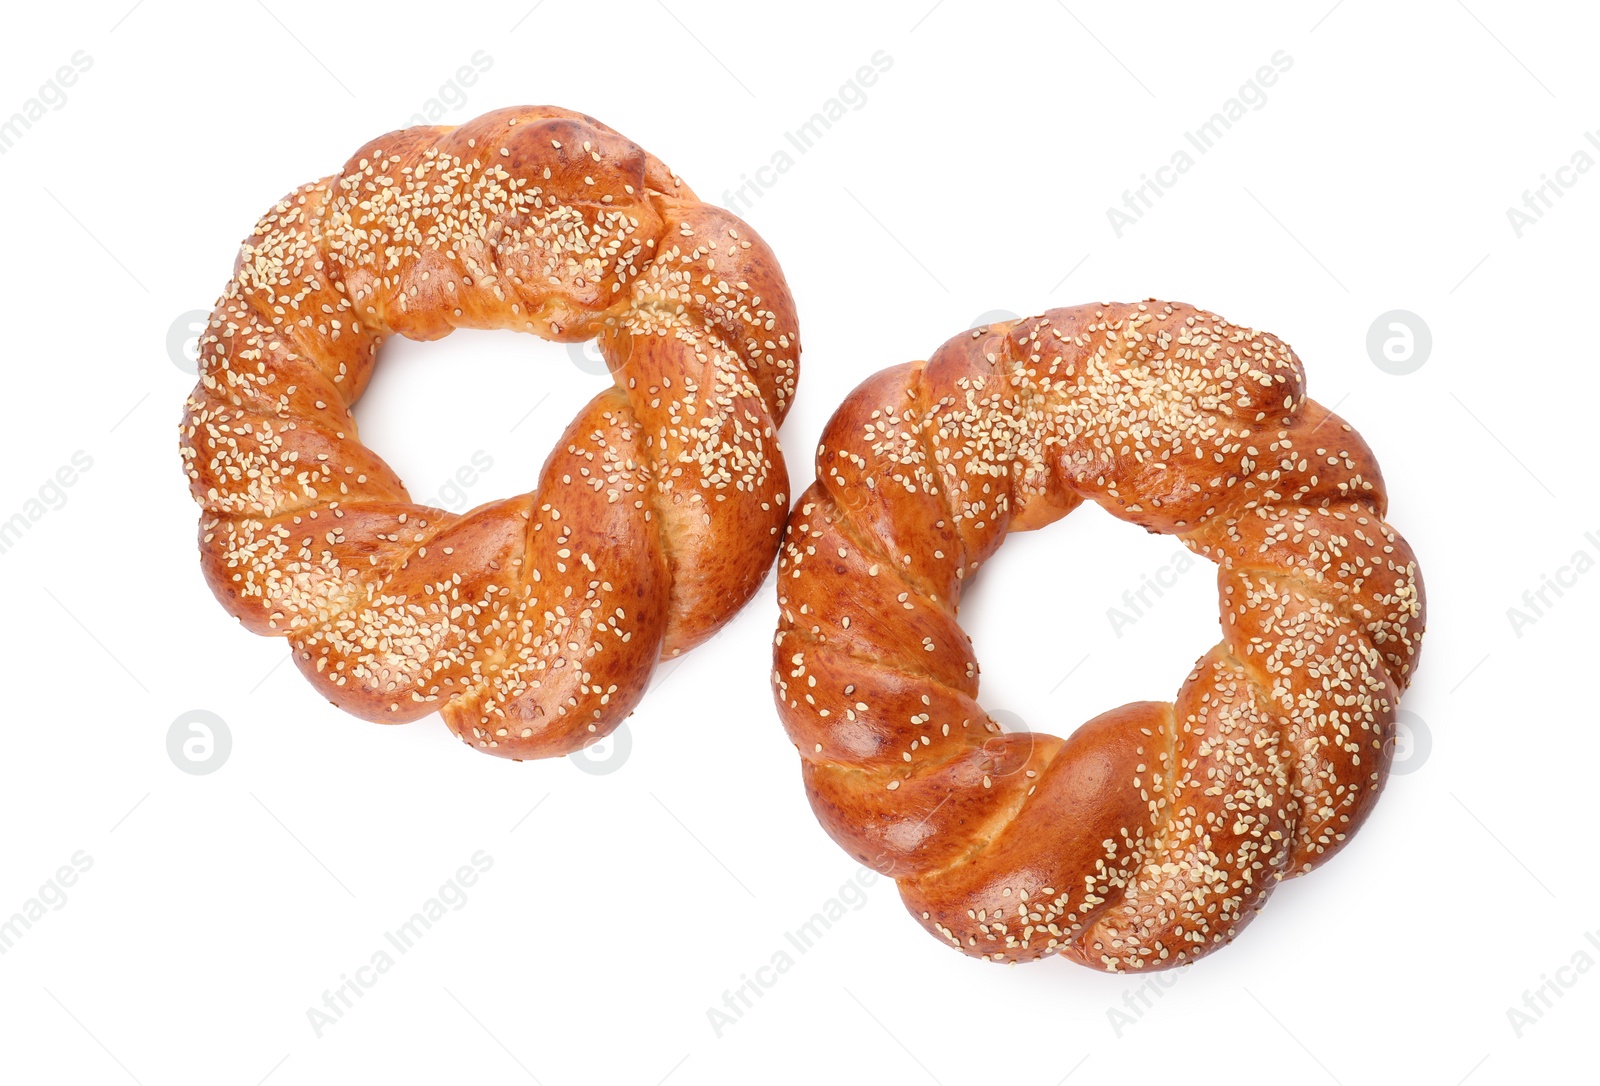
[352,326,612,516]
[956,502,1218,738]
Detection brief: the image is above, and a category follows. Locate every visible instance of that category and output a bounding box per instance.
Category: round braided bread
[772,301,1424,971]
[181,106,798,759]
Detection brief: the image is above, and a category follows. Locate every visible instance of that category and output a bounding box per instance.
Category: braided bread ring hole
[350,328,607,511]
[955,505,1217,753]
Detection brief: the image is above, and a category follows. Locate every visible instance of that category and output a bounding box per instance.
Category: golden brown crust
[181,106,799,759]
[772,301,1425,971]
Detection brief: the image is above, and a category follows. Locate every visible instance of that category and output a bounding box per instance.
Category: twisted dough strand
[181,107,798,759]
[772,301,1424,971]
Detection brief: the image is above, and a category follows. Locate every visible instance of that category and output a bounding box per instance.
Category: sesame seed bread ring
[772,301,1424,971]
[181,106,799,759]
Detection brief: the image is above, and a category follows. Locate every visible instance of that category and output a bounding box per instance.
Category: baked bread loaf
[181,106,799,759]
[772,302,1424,970]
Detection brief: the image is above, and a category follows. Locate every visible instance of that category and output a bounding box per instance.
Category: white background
[1,1,1595,1083]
